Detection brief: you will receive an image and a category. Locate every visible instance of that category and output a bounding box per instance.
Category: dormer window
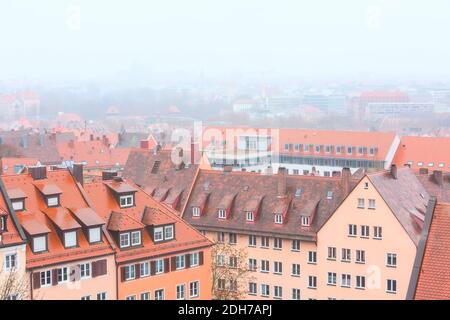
[119,230,141,248]
[11,199,25,211]
[218,209,226,219]
[32,235,48,253]
[301,216,310,227]
[119,232,130,248]
[119,195,134,208]
[0,216,6,232]
[192,207,200,217]
[274,214,283,224]
[131,231,141,246]
[164,225,174,240]
[88,227,102,243]
[153,224,175,242]
[246,211,254,222]
[47,195,59,207]
[64,230,77,248]
[154,227,163,242]
[327,191,333,200]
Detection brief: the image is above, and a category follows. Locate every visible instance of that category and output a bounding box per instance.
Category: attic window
[301,216,310,227]
[327,191,333,199]
[88,227,102,243]
[46,196,60,207]
[32,235,47,253]
[246,211,254,222]
[119,195,134,208]
[192,207,200,217]
[0,216,6,232]
[274,214,283,224]
[153,225,175,242]
[218,209,226,219]
[151,161,161,174]
[64,230,77,248]
[11,199,25,211]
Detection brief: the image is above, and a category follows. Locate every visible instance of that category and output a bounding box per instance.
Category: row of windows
[348,225,383,239]
[283,143,378,157]
[40,262,92,287]
[357,198,376,209]
[415,161,449,169]
[326,273,397,293]
[279,155,383,169]
[125,281,200,300]
[218,232,302,251]
[248,258,302,276]
[327,247,397,266]
[81,292,108,300]
[248,283,288,299]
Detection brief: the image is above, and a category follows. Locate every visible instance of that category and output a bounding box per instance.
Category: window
[229,256,238,268]
[261,260,269,273]
[120,233,130,247]
[33,235,47,253]
[80,263,91,279]
[5,253,17,271]
[192,207,200,217]
[124,265,135,280]
[439,162,445,168]
[274,214,283,224]
[387,253,397,267]
[292,240,300,251]
[356,276,366,289]
[361,225,369,238]
[153,227,163,242]
[97,292,107,300]
[261,236,269,248]
[327,247,336,260]
[417,162,423,167]
[347,146,353,154]
[81,295,91,300]
[164,225,174,240]
[292,264,300,277]
[190,252,199,267]
[284,143,289,151]
[327,272,337,286]
[308,276,317,289]
[119,195,134,208]
[341,274,351,288]
[40,270,51,287]
[12,200,24,211]
[315,145,321,153]
[308,251,317,264]
[261,284,270,297]
[229,280,238,292]
[293,169,299,175]
[386,279,397,293]
[176,255,186,270]
[57,267,68,283]
[348,224,357,237]
[294,144,300,151]
[155,289,165,300]
[64,230,77,248]
[131,231,141,246]
[342,248,351,262]
[364,182,369,189]
[140,262,150,277]
[217,232,225,243]
[273,238,282,249]
[358,146,364,155]
[189,281,199,298]
[336,146,341,154]
[176,284,186,300]
[248,258,257,271]
[228,233,237,245]
[304,144,310,152]
[356,250,366,264]
[216,255,225,266]
[369,147,375,155]
[218,209,226,219]
[326,191,333,199]
[301,216,310,227]
[292,288,301,300]
[357,198,365,208]
[274,261,282,274]
[249,282,257,295]
[428,162,434,167]
[140,292,150,300]
[248,235,257,247]
[325,145,331,153]
[274,286,282,299]
[368,199,376,209]
[246,211,254,222]
[374,226,382,239]
[88,227,101,243]
[217,279,225,290]
[155,259,164,274]
[47,196,59,207]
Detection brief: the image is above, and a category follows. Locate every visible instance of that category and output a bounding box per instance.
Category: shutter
[135,263,141,279]
[33,272,41,289]
[185,254,191,268]
[74,265,81,281]
[69,266,76,282]
[150,261,156,275]
[92,260,98,278]
[52,269,58,286]
[164,258,170,273]
[99,259,107,276]
[199,251,204,265]
[170,257,176,271]
[121,266,126,282]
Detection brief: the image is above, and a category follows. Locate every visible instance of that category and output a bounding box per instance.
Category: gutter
[406,197,437,300]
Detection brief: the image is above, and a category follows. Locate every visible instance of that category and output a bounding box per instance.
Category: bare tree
[0,267,29,300]
[211,242,255,300]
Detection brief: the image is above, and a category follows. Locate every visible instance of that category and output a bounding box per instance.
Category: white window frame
[274,214,283,224]
[97,292,107,300]
[301,216,310,227]
[190,252,199,267]
[140,292,151,300]
[176,284,186,300]
[189,281,199,298]
[47,196,59,207]
[308,276,317,289]
[140,261,150,277]
[64,230,77,248]
[274,285,282,299]
[374,226,383,239]
[175,255,185,270]
[368,199,376,209]
[12,200,24,211]
[386,279,397,294]
[33,235,47,253]
[327,246,336,260]
[119,195,134,208]
[88,227,102,243]
[4,253,17,271]
[154,289,165,300]
[131,231,141,246]
[361,225,369,238]
[292,239,300,251]
[261,284,270,297]
[155,259,164,274]
[124,264,136,281]
[386,253,397,267]
[308,251,317,264]
[249,282,257,295]
[119,232,130,248]
[356,275,366,289]
[80,262,91,279]
[218,209,226,219]
[291,263,300,277]
[248,235,257,247]
[327,272,337,286]
[246,211,254,222]
[348,224,357,237]
[192,207,200,217]
[58,267,69,283]
[40,270,52,287]
[341,274,351,288]
[164,225,174,240]
[357,198,365,208]
[153,227,163,242]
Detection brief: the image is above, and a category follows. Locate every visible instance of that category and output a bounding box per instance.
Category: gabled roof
[44,207,81,231]
[34,182,63,196]
[19,212,51,235]
[141,206,176,226]
[7,188,27,199]
[69,207,105,227]
[107,211,144,231]
[104,180,137,194]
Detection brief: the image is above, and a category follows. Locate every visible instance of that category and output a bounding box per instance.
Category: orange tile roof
[414,203,450,299]
[393,136,450,172]
[107,211,144,231]
[1,157,39,175]
[44,207,82,231]
[69,207,105,227]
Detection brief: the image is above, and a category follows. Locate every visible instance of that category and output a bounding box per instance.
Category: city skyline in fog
[1,0,450,84]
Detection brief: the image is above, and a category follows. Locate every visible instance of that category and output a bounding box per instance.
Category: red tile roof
[414,203,450,299]
[44,207,82,231]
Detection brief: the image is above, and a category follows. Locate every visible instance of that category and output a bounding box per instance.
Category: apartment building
[1,166,117,300]
[181,167,359,300]
[83,172,213,300]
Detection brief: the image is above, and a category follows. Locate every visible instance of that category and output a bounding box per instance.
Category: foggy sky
[1,0,450,83]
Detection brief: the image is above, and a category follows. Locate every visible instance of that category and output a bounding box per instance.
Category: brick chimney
[102,170,118,181]
[277,167,287,198]
[29,166,47,180]
[72,163,84,186]
[432,170,443,186]
[341,167,351,195]
[390,164,398,179]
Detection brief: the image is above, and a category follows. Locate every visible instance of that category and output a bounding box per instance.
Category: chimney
[29,166,47,180]
[390,164,398,179]
[277,167,287,198]
[432,170,443,186]
[223,165,233,173]
[140,140,149,149]
[72,163,84,186]
[102,170,118,181]
[341,167,351,195]
[332,171,341,177]
[190,140,196,165]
